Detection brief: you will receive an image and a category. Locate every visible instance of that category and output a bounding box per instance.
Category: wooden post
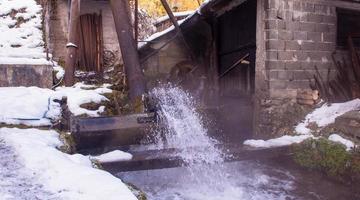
[109,0,146,108]
[134,0,139,43]
[160,0,181,32]
[160,0,196,62]
[64,0,80,86]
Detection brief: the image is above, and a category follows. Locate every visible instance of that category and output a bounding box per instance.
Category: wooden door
[78,13,103,72]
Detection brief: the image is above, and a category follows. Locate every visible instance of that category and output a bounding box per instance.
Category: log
[109,0,146,104]
[64,0,80,86]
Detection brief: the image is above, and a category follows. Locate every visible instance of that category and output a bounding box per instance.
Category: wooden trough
[70,113,156,153]
[101,145,291,173]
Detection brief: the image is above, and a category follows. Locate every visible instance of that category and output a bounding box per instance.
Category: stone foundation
[0,64,53,88]
[255,98,313,138]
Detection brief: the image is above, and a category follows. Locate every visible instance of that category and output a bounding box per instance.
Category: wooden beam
[160,0,181,32]
[64,0,80,86]
[134,0,139,43]
[109,0,146,106]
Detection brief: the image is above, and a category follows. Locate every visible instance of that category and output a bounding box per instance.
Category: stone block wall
[264,0,338,99]
[0,65,53,88]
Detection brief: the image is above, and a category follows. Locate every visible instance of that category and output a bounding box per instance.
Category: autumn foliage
[138,0,205,17]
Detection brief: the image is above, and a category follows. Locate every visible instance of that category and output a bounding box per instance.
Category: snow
[155,10,195,24]
[295,99,360,134]
[53,65,65,80]
[0,0,50,65]
[0,137,55,199]
[243,135,313,148]
[0,83,112,126]
[91,150,133,163]
[328,134,356,151]
[0,87,61,126]
[54,83,112,117]
[0,127,137,200]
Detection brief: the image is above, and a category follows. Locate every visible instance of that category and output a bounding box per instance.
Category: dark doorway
[214,0,257,143]
[78,13,104,72]
[217,0,257,97]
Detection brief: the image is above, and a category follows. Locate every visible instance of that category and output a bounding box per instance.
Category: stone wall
[48,0,68,62]
[255,0,360,136]
[264,0,338,99]
[0,65,53,88]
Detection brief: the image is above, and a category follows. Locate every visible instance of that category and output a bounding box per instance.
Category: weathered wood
[109,0,146,103]
[219,53,250,78]
[134,0,139,43]
[64,0,80,86]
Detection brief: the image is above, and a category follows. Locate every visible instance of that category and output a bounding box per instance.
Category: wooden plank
[101,146,291,172]
[70,113,155,133]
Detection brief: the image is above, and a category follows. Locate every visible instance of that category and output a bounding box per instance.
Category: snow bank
[0,83,112,126]
[91,150,133,163]
[243,135,313,148]
[0,128,137,200]
[0,0,50,65]
[328,134,356,151]
[295,99,360,134]
[0,87,61,126]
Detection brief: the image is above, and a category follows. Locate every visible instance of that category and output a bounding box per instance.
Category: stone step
[0,64,53,88]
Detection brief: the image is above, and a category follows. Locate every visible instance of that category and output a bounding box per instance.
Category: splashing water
[151,85,224,165]
[149,85,244,196]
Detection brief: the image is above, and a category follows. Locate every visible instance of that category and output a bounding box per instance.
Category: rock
[335,111,360,140]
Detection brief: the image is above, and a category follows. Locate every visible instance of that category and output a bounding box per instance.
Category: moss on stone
[292,138,360,183]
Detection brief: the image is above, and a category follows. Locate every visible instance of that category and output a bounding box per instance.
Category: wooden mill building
[138,0,360,136]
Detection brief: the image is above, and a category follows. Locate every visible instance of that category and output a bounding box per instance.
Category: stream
[116,86,359,200]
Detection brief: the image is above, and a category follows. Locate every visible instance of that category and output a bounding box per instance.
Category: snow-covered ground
[0,0,50,65]
[244,99,360,150]
[0,128,137,200]
[0,83,112,126]
[0,0,137,199]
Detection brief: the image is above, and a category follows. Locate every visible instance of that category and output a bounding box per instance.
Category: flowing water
[117,86,360,200]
